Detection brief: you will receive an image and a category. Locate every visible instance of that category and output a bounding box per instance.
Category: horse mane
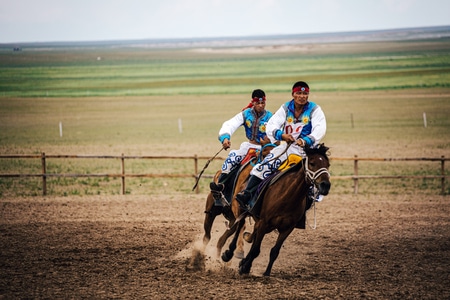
[304,143,330,161]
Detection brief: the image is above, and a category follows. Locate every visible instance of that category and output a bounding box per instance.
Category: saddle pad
[278,154,302,171]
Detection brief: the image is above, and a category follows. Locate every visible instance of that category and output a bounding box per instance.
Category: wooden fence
[0,153,448,195]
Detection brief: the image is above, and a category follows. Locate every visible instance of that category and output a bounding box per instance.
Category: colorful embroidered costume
[251,100,326,179]
[218,105,273,173]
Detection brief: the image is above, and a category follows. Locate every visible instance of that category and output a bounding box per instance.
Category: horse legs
[215,219,238,257]
[263,227,294,276]
[203,211,217,246]
[235,223,246,259]
[221,217,245,262]
[216,221,246,258]
[239,223,265,275]
[203,193,221,246]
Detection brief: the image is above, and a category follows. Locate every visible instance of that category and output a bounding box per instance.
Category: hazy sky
[1,0,449,43]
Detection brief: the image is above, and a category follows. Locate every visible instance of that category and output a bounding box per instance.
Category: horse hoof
[239,264,250,275]
[238,259,250,274]
[235,250,244,259]
[221,250,233,262]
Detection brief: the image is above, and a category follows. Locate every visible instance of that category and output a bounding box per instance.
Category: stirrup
[210,182,224,192]
[212,191,229,207]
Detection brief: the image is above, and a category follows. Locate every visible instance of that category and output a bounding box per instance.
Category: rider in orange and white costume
[236,81,327,208]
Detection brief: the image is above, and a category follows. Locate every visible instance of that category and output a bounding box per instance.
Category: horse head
[304,144,331,196]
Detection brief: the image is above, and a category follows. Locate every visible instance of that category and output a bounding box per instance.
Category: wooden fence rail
[0,153,448,195]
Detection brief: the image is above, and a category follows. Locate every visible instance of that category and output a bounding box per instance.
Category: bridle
[303,155,330,230]
[304,156,330,185]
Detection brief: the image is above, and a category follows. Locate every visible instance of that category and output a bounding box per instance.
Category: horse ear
[305,143,330,156]
[304,144,313,154]
[317,143,330,156]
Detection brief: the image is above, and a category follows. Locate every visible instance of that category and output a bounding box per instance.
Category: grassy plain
[0,37,449,196]
[1,39,449,96]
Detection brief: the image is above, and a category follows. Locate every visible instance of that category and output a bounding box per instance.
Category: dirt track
[1,193,449,299]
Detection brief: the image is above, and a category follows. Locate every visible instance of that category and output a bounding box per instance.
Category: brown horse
[202,143,275,258]
[222,143,331,276]
[202,162,252,258]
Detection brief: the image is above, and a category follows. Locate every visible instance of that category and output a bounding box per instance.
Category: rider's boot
[210,172,228,192]
[235,175,262,210]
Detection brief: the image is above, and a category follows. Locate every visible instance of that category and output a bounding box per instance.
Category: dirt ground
[0,193,449,299]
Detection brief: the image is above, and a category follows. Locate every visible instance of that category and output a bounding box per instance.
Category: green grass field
[0,37,449,196]
[1,39,449,97]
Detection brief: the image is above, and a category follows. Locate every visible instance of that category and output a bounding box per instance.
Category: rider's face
[252,100,266,114]
[292,91,309,106]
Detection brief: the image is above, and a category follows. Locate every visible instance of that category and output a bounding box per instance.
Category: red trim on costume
[292,86,309,93]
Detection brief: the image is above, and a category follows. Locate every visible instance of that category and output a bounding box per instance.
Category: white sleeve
[309,106,327,146]
[218,111,244,138]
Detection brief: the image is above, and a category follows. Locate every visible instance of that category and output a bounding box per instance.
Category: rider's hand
[261,136,271,145]
[281,134,295,143]
[222,139,231,150]
[296,139,305,147]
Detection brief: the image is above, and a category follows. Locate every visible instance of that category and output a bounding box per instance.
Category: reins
[252,142,279,166]
[258,141,293,167]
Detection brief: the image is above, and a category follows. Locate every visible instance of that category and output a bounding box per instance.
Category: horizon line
[2,24,449,46]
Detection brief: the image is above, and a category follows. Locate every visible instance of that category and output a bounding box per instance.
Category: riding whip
[192,147,224,191]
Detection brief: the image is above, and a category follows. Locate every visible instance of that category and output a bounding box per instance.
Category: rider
[236,81,327,209]
[210,89,273,193]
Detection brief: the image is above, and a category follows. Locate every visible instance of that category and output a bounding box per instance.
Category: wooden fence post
[121,153,125,195]
[441,156,446,195]
[41,152,47,196]
[353,155,358,195]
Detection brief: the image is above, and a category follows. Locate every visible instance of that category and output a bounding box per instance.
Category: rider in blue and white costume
[236,81,327,209]
[210,89,273,192]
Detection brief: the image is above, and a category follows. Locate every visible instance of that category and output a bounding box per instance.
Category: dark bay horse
[202,143,275,258]
[223,144,331,276]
